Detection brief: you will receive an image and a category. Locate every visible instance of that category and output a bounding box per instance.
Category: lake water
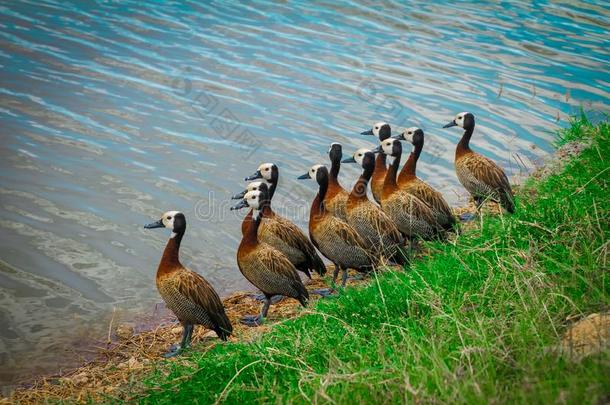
[0,0,608,389]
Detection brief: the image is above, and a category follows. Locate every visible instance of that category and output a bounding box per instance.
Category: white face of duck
[454,112,469,129]
[245,181,264,193]
[372,122,388,137]
[307,164,324,179]
[402,127,420,144]
[257,163,275,181]
[161,210,181,230]
[380,138,395,155]
[244,190,263,210]
[353,148,371,165]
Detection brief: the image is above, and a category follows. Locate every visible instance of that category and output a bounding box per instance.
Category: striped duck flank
[376,139,444,240]
[394,127,456,229]
[144,211,232,357]
[234,163,326,278]
[232,183,309,326]
[325,143,349,221]
[298,164,375,287]
[341,148,406,265]
[443,112,515,213]
[361,122,392,204]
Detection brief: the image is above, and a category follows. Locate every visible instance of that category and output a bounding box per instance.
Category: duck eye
[167,216,172,220]
[374,126,379,130]
[264,168,269,171]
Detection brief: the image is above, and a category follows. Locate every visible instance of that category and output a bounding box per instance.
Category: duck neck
[329,155,341,186]
[352,163,373,200]
[267,179,277,199]
[457,126,473,156]
[399,142,421,181]
[316,172,328,213]
[374,153,387,177]
[384,153,401,191]
[244,209,263,244]
[159,229,184,270]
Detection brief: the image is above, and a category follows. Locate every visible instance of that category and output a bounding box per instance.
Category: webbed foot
[162,344,182,358]
[311,288,335,297]
[240,314,264,327]
[459,212,477,221]
[251,293,284,304]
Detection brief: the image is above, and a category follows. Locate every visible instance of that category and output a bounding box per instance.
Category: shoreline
[4,130,603,403]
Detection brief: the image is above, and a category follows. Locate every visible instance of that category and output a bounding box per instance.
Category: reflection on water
[0,0,609,388]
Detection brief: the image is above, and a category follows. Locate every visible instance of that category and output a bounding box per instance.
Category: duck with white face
[324,142,350,221]
[231,184,309,326]
[144,211,232,356]
[392,127,456,229]
[298,164,375,287]
[341,148,407,265]
[373,138,444,240]
[360,122,393,204]
[233,164,326,279]
[443,112,515,215]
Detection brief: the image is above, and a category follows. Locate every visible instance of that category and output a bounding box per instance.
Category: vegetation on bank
[113,118,609,403]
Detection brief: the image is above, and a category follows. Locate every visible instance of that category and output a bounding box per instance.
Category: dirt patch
[560,312,610,360]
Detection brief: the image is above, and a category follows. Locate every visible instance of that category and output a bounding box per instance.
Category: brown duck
[361,122,392,204]
[234,163,326,278]
[232,183,309,326]
[298,164,375,286]
[375,139,444,239]
[325,143,349,221]
[342,148,406,264]
[144,211,232,357]
[443,112,515,213]
[394,127,456,229]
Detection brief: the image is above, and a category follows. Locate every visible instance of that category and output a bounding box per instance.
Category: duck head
[443,112,475,131]
[244,163,278,183]
[144,210,186,239]
[342,148,375,169]
[232,180,264,200]
[297,164,327,184]
[328,142,343,161]
[361,122,392,140]
[231,183,269,211]
[374,138,402,157]
[394,127,424,145]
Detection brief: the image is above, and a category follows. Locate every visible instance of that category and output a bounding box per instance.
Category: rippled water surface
[1,0,609,387]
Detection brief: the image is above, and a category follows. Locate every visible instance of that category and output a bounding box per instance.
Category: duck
[324,143,350,221]
[235,163,326,278]
[375,138,444,240]
[341,148,406,264]
[361,122,392,204]
[298,164,375,286]
[144,211,232,356]
[231,183,309,326]
[443,112,515,213]
[393,127,456,229]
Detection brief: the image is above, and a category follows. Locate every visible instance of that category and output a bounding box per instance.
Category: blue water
[0,0,608,387]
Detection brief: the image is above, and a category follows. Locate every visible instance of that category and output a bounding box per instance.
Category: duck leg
[341,267,349,287]
[163,323,193,358]
[252,293,284,304]
[241,296,271,327]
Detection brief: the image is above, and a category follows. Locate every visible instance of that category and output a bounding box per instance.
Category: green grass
[134,117,609,404]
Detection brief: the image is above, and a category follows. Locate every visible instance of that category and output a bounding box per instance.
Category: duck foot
[311,288,335,297]
[251,293,284,304]
[348,273,367,281]
[459,213,477,221]
[240,314,264,327]
[162,344,182,358]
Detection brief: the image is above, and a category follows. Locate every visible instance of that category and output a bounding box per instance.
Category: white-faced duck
[342,148,407,265]
[443,112,515,213]
[361,122,393,204]
[235,163,326,278]
[144,211,232,357]
[298,164,375,287]
[375,138,444,240]
[393,127,456,230]
[231,184,309,326]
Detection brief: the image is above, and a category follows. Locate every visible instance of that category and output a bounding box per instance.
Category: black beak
[230,199,248,210]
[360,129,374,135]
[244,170,262,181]
[372,145,383,154]
[231,190,247,200]
[342,157,356,163]
[443,120,457,128]
[144,219,164,229]
[297,173,310,180]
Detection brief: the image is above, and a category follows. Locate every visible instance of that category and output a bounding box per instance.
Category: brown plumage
[237,164,326,277]
[396,128,456,229]
[443,112,515,213]
[342,149,406,264]
[234,184,309,325]
[299,164,375,286]
[361,122,393,204]
[145,211,232,356]
[377,139,444,239]
[325,143,349,221]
